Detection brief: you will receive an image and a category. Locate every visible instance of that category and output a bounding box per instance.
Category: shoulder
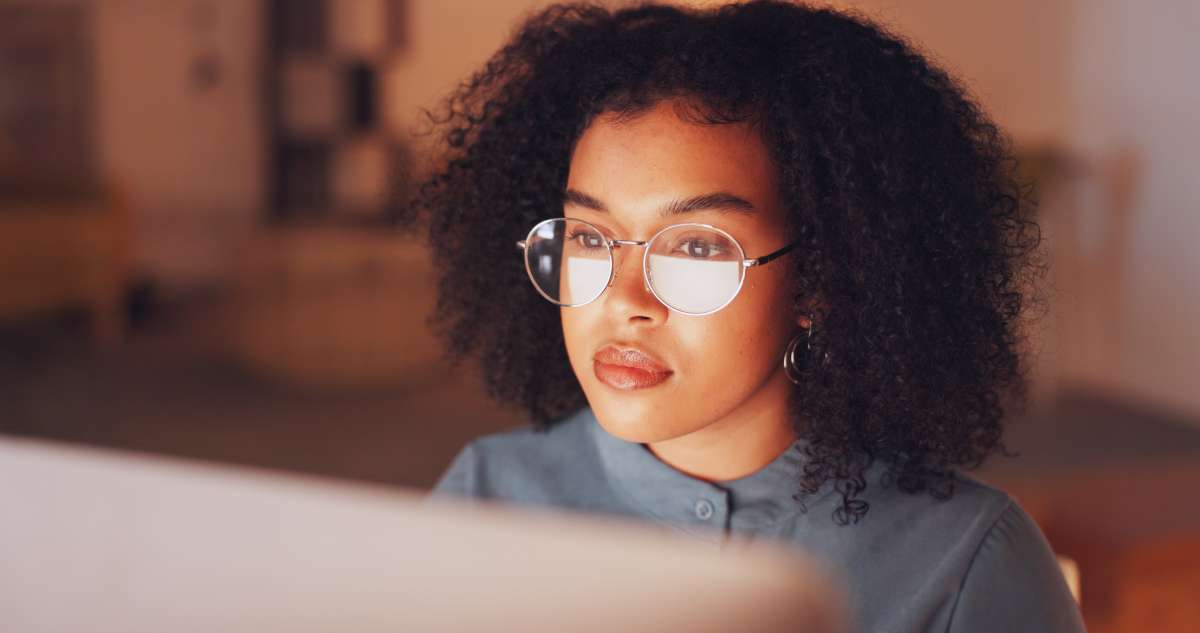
[905,474,1085,632]
[827,469,1084,632]
[943,490,1086,632]
[427,408,600,504]
[855,470,1047,583]
[834,470,1016,578]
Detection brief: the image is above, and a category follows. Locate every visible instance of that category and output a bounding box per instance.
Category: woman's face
[561,99,804,445]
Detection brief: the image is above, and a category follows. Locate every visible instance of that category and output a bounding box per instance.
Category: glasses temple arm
[745,240,800,268]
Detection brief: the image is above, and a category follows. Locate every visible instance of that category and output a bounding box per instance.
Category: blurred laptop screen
[0,436,849,633]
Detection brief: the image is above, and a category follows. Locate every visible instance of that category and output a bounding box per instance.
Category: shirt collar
[578,406,810,537]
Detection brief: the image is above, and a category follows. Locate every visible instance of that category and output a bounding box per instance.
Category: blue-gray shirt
[430,406,1086,633]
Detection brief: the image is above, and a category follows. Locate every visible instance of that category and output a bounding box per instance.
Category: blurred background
[0,1,1196,631]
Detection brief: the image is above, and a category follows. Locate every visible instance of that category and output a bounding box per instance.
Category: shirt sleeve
[945,500,1086,633]
[426,441,482,499]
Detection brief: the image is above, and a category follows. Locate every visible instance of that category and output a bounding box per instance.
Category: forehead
[565,100,781,223]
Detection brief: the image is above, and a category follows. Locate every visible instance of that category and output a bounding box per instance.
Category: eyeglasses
[515,217,799,316]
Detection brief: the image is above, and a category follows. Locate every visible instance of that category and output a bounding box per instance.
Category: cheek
[676,286,792,378]
[560,307,596,370]
[690,312,777,367]
[735,268,794,335]
[738,280,794,358]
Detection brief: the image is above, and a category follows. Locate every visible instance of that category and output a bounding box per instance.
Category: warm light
[1057,556,1081,605]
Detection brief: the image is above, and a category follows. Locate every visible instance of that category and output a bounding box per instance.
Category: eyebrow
[563,188,756,217]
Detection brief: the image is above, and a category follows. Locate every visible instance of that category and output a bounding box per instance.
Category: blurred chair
[0,185,131,347]
[1103,536,1200,633]
[228,225,447,392]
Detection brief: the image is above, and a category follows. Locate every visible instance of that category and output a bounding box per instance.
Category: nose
[605,245,668,323]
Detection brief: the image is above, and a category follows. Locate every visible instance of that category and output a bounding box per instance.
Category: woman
[407,2,1084,631]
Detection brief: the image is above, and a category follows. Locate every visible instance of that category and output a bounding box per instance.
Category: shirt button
[694,499,715,520]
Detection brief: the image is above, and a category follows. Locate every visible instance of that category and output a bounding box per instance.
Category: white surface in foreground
[0,437,849,633]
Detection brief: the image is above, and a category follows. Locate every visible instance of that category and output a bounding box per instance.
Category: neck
[643,367,798,482]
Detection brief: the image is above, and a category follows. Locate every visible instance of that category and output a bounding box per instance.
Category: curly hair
[400,0,1047,525]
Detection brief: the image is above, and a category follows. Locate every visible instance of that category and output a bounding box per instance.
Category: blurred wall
[1061,0,1200,422]
[381,0,557,164]
[94,0,265,288]
[89,0,554,288]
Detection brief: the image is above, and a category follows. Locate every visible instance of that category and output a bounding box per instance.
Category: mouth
[592,344,673,391]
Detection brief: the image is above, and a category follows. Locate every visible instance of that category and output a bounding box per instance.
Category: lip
[592,344,673,391]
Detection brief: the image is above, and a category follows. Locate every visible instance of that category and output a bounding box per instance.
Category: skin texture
[561,100,807,482]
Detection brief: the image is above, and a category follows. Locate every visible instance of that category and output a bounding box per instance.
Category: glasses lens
[647,225,744,314]
[524,218,611,306]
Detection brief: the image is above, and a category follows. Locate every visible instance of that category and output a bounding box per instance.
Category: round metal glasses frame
[515,217,800,316]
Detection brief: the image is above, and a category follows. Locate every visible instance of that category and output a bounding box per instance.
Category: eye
[672,237,726,259]
[567,228,607,250]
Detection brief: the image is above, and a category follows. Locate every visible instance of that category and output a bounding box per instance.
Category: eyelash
[566,229,607,250]
[670,238,726,258]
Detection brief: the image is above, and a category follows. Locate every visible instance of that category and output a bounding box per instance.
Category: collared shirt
[429,406,1086,633]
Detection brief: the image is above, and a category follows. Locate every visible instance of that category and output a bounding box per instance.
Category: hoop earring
[783,319,814,386]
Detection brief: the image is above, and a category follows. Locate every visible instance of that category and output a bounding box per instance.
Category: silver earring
[783,320,814,386]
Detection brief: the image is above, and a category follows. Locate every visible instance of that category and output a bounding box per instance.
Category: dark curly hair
[400,0,1046,525]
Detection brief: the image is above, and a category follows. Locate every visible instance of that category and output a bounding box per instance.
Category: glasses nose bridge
[607,238,650,287]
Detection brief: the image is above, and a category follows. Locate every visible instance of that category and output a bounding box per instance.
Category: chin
[587,394,698,444]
